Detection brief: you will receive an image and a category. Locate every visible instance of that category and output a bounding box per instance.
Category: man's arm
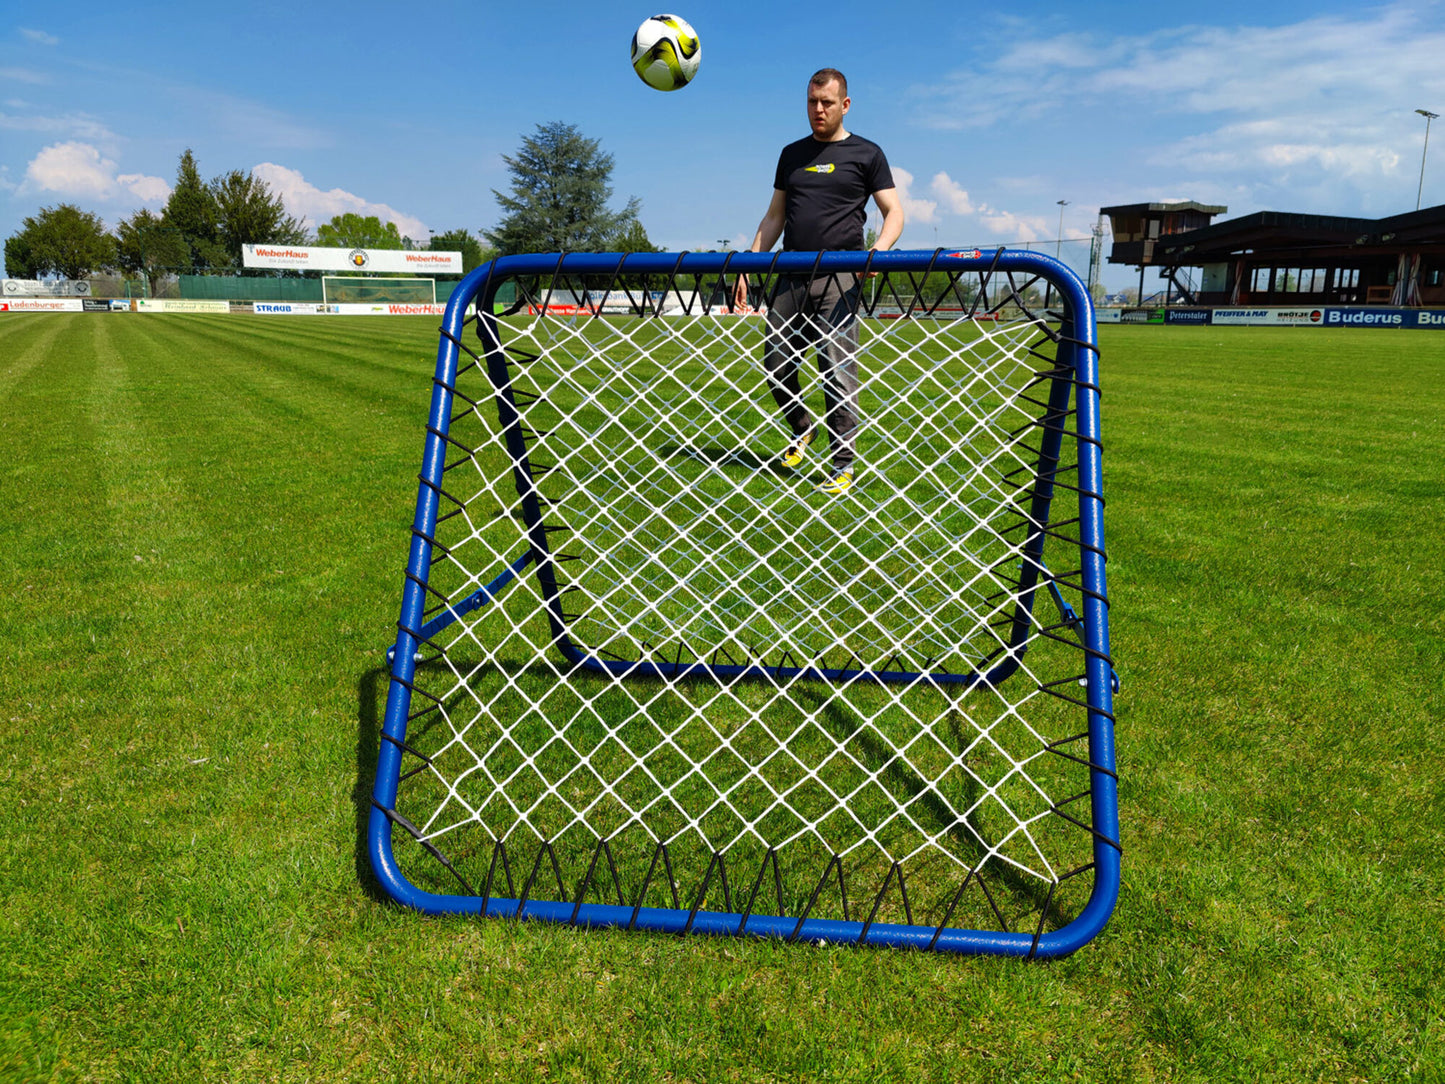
[733,189,787,309]
[870,186,904,252]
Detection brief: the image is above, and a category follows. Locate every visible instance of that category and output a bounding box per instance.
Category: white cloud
[930,172,974,215]
[253,163,430,242]
[0,67,50,85]
[23,142,114,198]
[0,109,116,143]
[117,173,172,203]
[910,3,1445,211]
[975,208,1048,243]
[891,167,937,225]
[19,141,169,204]
[19,28,59,46]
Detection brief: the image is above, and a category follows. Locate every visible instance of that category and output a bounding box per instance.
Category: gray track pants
[763,273,861,472]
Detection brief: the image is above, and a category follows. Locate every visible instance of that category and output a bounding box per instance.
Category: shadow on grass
[803,686,1066,928]
[354,664,392,904]
[357,654,1081,932]
[655,442,775,473]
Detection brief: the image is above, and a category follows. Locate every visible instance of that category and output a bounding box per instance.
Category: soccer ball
[630,14,701,91]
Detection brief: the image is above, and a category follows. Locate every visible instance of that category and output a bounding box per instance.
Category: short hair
[809,68,848,97]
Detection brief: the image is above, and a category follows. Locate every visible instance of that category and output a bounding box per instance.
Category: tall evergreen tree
[161,149,225,272]
[485,122,641,256]
[210,169,307,272]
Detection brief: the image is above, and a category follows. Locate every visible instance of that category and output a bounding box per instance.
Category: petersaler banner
[242,244,462,275]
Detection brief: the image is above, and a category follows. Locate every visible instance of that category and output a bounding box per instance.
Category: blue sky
[3,0,1443,288]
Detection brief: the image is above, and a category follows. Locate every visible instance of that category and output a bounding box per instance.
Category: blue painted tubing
[411,548,534,644]
[369,248,1117,958]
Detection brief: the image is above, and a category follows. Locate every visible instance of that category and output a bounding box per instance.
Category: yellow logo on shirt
[804,164,836,174]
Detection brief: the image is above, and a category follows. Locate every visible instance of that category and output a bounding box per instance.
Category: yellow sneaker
[817,468,855,496]
[779,427,816,469]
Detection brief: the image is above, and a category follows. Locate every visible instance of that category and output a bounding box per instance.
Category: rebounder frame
[368,249,1118,958]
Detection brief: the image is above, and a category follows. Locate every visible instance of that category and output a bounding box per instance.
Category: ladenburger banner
[242,244,462,275]
[0,298,84,312]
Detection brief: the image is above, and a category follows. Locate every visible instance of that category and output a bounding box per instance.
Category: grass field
[1,313,1442,1081]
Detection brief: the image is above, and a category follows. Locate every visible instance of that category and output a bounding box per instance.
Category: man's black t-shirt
[773,134,894,252]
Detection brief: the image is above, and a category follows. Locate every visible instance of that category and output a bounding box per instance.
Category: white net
[380,257,1114,947]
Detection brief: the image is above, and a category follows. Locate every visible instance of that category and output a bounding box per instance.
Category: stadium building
[1102,201,1445,308]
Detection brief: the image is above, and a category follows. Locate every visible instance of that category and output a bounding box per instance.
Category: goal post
[321,275,436,304]
[368,248,1119,958]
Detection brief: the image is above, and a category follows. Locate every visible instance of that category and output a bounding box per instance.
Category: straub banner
[242,244,462,275]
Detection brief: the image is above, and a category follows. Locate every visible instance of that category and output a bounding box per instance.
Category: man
[733,68,904,495]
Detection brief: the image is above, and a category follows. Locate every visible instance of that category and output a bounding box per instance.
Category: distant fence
[178,275,324,302]
[5,292,1441,327]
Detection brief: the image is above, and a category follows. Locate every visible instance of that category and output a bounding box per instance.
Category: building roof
[1099,201,1228,216]
[1152,204,1445,263]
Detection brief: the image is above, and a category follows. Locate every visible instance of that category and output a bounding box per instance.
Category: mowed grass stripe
[1,314,433,1079]
[0,314,78,403]
[0,315,1442,1081]
[1101,326,1444,1077]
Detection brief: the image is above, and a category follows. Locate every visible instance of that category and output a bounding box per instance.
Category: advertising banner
[253,302,329,315]
[1269,309,1326,326]
[325,302,452,316]
[1321,308,1445,329]
[3,278,90,297]
[1210,308,1323,326]
[374,302,448,316]
[81,298,112,312]
[0,298,84,312]
[1164,308,1211,325]
[1121,307,1164,324]
[136,299,231,314]
[242,244,462,274]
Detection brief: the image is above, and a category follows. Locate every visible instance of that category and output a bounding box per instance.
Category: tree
[161,149,227,273]
[611,218,658,255]
[317,214,403,250]
[4,203,115,279]
[114,209,189,296]
[485,121,641,256]
[429,228,492,278]
[4,231,38,280]
[210,169,307,271]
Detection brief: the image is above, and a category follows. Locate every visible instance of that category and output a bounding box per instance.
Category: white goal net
[369,250,1118,957]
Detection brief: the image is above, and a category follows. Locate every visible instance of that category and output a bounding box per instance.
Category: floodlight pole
[1418,109,1438,212]
[1046,200,1068,309]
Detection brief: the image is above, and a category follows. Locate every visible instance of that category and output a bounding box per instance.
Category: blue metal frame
[368,249,1118,958]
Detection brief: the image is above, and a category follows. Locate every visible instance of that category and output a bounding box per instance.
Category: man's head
[807,68,850,141]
